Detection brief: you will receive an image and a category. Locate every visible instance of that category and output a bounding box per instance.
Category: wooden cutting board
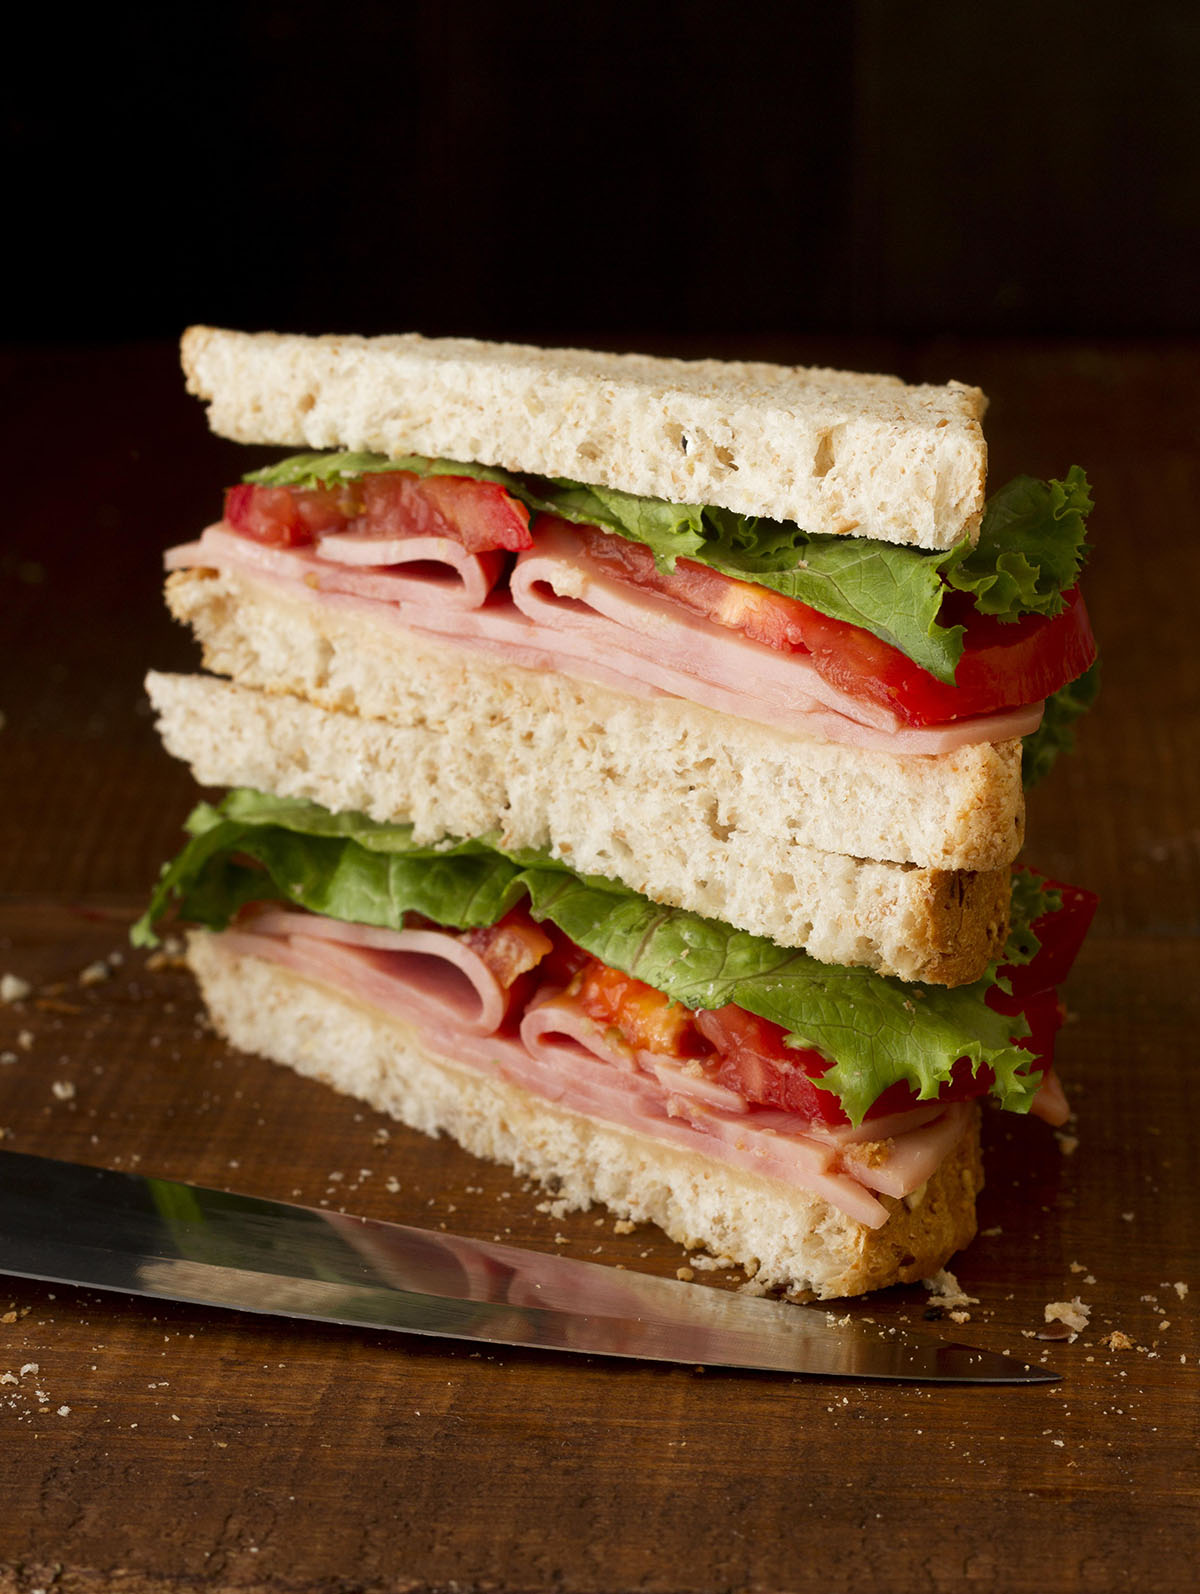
[0,342,1196,1593]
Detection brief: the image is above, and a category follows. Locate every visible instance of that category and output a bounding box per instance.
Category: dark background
[6,0,1198,350]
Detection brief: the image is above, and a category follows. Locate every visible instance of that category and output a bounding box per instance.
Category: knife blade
[0,1149,1055,1382]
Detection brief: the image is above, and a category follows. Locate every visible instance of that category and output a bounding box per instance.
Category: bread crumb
[688,1254,736,1272]
[1044,1298,1090,1336]
[948,1309,971,1325]
[1069,1260,1087,1274]
[1174,1282,1189,1299]
[1055,1133,1079,1156]
[17,1030,33,1051]
[1102,1330,1135,1350]
[980,1226,1003,1238]
[675,1267,695,1282]
[613,1219,636,1235]
[51,1080,76,1102]
[1,974,31,1004]
[922,1269,978,1309]
[78,960,111,987]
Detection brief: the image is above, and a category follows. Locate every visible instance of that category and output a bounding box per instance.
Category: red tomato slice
[576,960,709,1061]
[576,526,814,651]
[459,907,552,989]
[225,472,532,553]
[572,522,1095,725]
[987,876,1098,1013]
[800,589,1097,725]
[694,1006,848,1125]
[224,483,358,546]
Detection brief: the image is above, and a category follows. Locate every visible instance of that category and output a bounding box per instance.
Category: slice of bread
[187,929,984,1300]
[181,326,988,550]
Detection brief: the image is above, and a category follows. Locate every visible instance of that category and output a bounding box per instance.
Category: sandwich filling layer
[136,789,1093,1138]
[165,522,1047,754]
[167,452,1097,765]
[208,904,975,1228]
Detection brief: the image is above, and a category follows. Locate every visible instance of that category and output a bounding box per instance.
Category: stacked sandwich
[138,328,1098,1299]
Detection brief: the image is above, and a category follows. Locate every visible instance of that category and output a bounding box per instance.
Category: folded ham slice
[167,525,505,610]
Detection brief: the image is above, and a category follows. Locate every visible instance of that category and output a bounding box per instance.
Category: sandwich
[138,328,1099,1299]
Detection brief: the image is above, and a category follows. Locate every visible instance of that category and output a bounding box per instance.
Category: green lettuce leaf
[943,466,1093,621]
[136,790,1059,1125]
[1021,659,1101,788]
[245,451,532,495]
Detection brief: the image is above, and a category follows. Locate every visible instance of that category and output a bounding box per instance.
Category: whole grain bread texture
[187,930,983,1300]
[148,654,1014,985]
[181,326,988,551]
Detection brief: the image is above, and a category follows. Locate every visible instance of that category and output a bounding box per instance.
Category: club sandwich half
[140,327,1098,1299]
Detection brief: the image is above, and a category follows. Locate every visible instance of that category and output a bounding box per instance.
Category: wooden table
[0,340,1196,1593]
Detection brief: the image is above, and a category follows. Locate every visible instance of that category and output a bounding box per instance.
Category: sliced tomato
[694,1005,848,1125]
[987,876,1098,1013]
[459,907,553,989]
[572,522,1095,725]
[576,526,814,652]
[224,472,532,554]
[800,588,1097,725]
[575,959,708,1060]
[224,482,360,546]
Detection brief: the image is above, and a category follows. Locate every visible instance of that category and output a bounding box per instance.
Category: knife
[0,1150,1055,1383]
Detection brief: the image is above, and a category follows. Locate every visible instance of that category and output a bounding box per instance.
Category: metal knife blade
[0,1150,1055,1383]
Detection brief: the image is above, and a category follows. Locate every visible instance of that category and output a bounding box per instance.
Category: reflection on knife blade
[0,1150,1056,1383]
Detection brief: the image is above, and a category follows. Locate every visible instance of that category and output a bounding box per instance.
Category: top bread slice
[181,326,988,551]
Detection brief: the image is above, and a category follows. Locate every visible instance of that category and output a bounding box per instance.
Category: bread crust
[181,326,987,551]
[187,930,983,1300]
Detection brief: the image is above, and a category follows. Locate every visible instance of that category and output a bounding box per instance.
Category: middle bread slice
[149,562,1023,986]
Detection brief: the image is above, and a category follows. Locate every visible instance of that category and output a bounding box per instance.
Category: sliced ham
[165,523,1044,753]
[511,520,900,734]
[512,1018,889,1227]
[837,1102,974,1197]
[170,524,505,610]
[217,918,980,1228]
[223,914,510,1036]
[509,521,1044,751]
[1029,1066,1070,1127]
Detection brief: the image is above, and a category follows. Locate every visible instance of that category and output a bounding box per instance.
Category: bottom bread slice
[187,930,984,1300]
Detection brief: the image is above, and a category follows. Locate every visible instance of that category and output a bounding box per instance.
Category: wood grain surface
[0,340,1196,1594]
